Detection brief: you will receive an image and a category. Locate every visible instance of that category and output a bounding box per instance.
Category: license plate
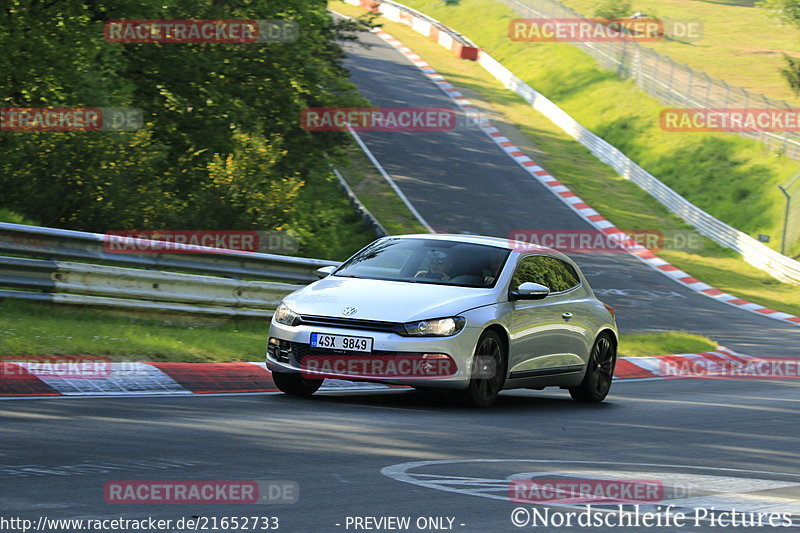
[310,333,373,353]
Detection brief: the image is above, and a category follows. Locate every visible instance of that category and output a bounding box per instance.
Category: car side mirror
[315,265,337,279]
[510,282,550,300]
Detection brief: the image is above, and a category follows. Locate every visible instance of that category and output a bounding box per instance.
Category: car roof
[389,233,557,254]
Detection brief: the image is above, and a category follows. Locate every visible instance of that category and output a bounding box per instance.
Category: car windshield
[334,238,511,288]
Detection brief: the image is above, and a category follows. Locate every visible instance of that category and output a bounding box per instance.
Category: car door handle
[562,312,573,320]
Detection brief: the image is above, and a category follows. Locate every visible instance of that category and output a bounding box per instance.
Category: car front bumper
[266,319,482,389]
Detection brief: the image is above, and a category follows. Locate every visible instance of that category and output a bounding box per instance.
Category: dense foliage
[0,0,374,256]
[759,0,800,94]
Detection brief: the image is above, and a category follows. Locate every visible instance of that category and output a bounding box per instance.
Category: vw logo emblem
[342,306,357,316]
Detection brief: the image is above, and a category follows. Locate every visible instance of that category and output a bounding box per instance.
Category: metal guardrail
[378,0,478,48]
[0,223,341,317]
[333,168,389,237]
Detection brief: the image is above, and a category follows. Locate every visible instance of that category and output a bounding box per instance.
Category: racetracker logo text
[508,229,703,253]
[661,357,800,380]
[0,356,112,380]
[660,108,800,132]
[300,354,457,379]
[104,480,299,504]
[103,230,299,255]
[301,107,457,131]
[510,479,665,503]
[104,20,298,43]
[0,108,142,131]
[509,18,663,42]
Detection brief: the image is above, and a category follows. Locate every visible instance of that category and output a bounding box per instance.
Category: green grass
[336,147,430,235]
[618,331,718,357]
[331,0,800,316]
[386,0,800,254]
[0,299,717,359]
[0,300,267,362]
[560,0,800,103]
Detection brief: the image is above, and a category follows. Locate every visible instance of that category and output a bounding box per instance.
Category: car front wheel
[569,332,616,403]
[272,372,323,396]
[454,330,506,408]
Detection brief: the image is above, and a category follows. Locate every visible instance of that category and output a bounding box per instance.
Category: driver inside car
[415,251,454,281]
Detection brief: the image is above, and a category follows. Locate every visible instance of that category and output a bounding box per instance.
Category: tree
[758,0,800,26]
[0,0,374,247]
[758,0,800,95]
[781,54,800,95]
[593,0,633,20]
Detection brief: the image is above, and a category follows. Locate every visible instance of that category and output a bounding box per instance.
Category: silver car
[266,234,617,407]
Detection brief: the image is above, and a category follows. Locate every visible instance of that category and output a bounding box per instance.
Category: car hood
[284,276,499,323]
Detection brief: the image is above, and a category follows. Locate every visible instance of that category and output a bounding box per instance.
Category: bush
[593,0,633,19]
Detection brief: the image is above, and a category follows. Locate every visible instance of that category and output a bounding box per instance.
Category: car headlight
[403,316,466,336]
[274,303,300,326]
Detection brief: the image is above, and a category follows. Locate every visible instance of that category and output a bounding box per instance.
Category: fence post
[783,101,792,155]
[651,51,660,96]
[780,185,791,255]
[667,57,676,103]
[721,79,730,109]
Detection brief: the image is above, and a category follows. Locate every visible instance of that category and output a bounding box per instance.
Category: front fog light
[403,317,466,337]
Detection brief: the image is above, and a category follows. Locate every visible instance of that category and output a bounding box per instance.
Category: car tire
[569,332,616,403]
[454,330,506,408]
[272,372,323,396]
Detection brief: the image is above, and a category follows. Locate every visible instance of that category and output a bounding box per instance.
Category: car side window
[511,256,580,293]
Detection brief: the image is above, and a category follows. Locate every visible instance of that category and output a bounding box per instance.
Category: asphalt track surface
[339,29,800,358]
[3,25,800,533]
[2,381,799,533]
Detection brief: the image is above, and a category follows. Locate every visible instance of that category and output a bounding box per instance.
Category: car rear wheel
[272,372,323,396]
[454,330,506,408]
[569,332,616,403]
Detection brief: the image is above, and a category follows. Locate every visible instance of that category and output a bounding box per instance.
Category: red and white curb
[613,347,755,380]
[0,350,755,397]
[0,361,399,398]
[367,26,800,326]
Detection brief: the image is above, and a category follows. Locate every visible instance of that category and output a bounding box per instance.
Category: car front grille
[297,315,405,334]
[289,341,401,365]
